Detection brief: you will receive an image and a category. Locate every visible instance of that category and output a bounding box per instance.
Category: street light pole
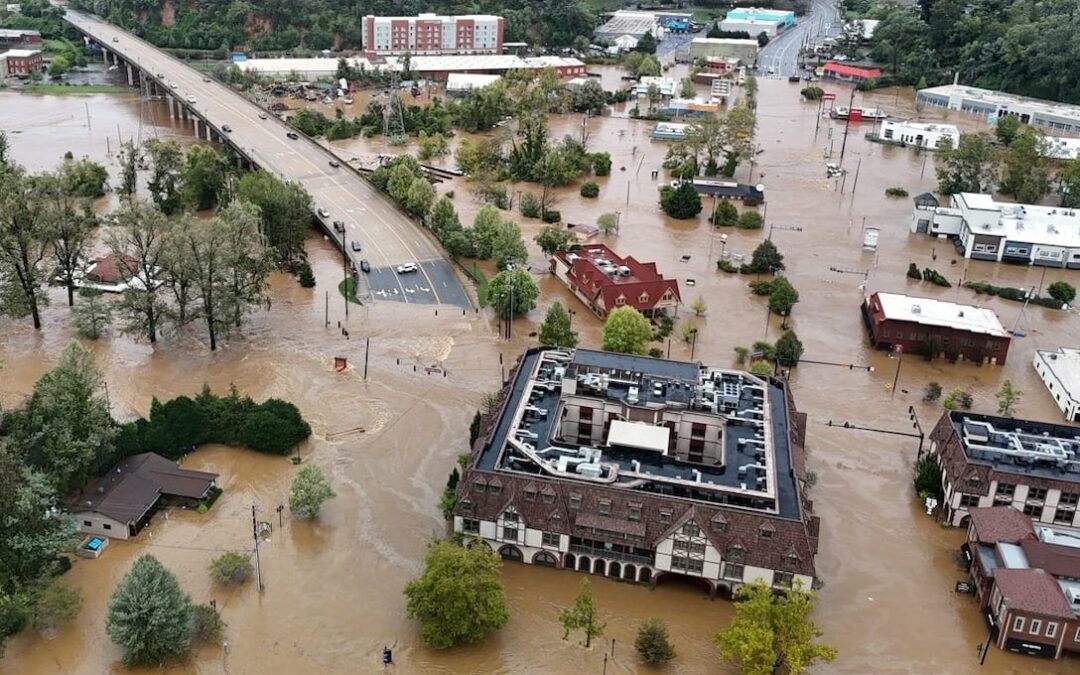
[690,328,698,361]
[341,229,349,318]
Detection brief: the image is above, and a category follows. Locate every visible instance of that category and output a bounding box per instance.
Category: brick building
[0,28,41,49]
[452,347,822,597]
[362,13,504,58]
[551,244,681,319]
[0,48,43,75]
[963,507,1080,659]
[862,291,1011,364]
[930,411,1080,529]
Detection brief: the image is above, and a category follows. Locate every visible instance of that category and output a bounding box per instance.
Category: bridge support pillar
[166,95,174,119]
[101,47,109,65]
[193,118,201,137]
[206,126,213,141]
[126,63,134,86]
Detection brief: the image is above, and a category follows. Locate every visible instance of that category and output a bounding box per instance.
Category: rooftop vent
[911,304,922,314]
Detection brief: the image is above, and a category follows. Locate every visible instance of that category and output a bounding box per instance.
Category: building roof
[969,506,1037,544]
[70,453,217,525]
[1035,348,1080,407]
[0,28,40,38]
[823,62,881,78]
[364,13,502,21]
[725,8,794,20]
[951,193,1080,250]
[913,192,940,208]
[1020,537,1080,579]
[86,255,138,284]
[946,411,1080,481]
[720,17,785,28]
[242,54,582,77]
[917,83,1080,126]
[594,12,658,37]
[445,73,501,91]
[881,119,959,135]
[553,243,682,313]
[1,48,39,58]
[870,292,1009,337]
[992,568,1076,619]
[692,37,759,46]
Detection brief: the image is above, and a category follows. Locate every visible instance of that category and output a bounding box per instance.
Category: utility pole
[252,504,264,592]
[364,337,370,380]
[839,86,856,161]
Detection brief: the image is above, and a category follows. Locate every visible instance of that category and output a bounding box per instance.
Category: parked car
[396,262,418,274]
[328,159,340,168]
[318,208,330,218]
[351,240,362,252]
[222,124,232,133]
[332,219,344,232]
[286,131,299,140]
[359,259,371,273]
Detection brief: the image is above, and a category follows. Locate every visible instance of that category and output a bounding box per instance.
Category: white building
[719,17,783,37]
[634,76,678,97]
[594,11,661,40]
[1045,136,1080,161]
[911,193,1080,268]
[877,119,960,150]
[445,72,500,95]
[917,83,1080,134]
[362,13,504,58]
[612,34,639,51]
[1034,349,1080,422]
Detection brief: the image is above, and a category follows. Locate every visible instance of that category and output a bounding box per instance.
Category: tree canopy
[539,302,578,348]
[602,306,654,355]
[289,464,336,520]
[106,555,194,667]
[404,541,509,649]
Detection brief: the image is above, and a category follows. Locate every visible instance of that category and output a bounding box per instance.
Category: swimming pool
[85,537,104,551]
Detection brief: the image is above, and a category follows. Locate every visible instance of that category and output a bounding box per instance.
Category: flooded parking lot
[1,79,1078,673]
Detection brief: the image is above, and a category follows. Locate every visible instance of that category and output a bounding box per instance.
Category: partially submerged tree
[106,555,194,667]
[635,617,676,664]
[539,301,578,348]
[559,578,605,648]
[72,288,113,339]
[289,464,336,520]
[208,552,254,586]
[996,380,1023,416]
[0,164,50,329]
[487,268,539,317]
[602,306,653,355]
[109,201,170,343]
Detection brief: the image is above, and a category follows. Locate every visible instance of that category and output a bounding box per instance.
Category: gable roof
[70,453,218,525]
[968,506,1037,544]
[553,244,682,313]
[993,568,1075,619]
[1019,538,1080,579]
[86,255,139,284]
[823,62,881,78]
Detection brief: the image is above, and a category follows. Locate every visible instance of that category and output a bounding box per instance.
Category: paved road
[64,9,471,309]
[757,0,839,78]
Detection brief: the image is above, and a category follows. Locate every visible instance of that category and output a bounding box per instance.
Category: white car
[395,263,419,274]
[317,207,330,218]
[186,95,196,104]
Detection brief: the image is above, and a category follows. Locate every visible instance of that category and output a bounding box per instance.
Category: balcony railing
[569,544,654,566]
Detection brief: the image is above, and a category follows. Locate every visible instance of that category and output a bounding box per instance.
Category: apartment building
[1033,349,1080,423]
[931,411,1080,529]
[452,347,821,597]
[362,13,504,58]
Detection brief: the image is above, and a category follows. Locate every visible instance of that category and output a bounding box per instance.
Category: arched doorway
[577,556,591,572]
[592,558,606,575]
[498,545,523,561]
[533,551,557,567]
[638,567,652,583]
[608,562,621,579]
[623,564,636,581]
[564,553,576,570]
[653,572,714,595]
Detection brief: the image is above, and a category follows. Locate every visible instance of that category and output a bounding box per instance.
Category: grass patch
[583,0,625,12]
[464,264,490,307]
[337,277,363,304]
[23,84,128,95]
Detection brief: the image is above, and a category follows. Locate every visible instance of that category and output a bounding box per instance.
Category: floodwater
[2,79,1079,674]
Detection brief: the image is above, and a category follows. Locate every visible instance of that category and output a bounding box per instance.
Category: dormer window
[712,515,728,533]
[727,546,745,562]
[569,494,582,510]
[524,486,537,502]
[628,502,642,521]
[638,291,649,304]
[659,509,672,524]
[503,509,518,523]
[681,523,700,537]
[759,523,775,540]
[598,499,611,516]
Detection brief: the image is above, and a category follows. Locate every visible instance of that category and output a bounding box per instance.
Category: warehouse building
[689,38,759,65]
[1033,348,1080,422]
[917,83,1080,134]
[594,11,661,41]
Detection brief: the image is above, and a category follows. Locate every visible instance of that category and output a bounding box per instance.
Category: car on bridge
[329,159,340,168]
[396,263,418,274]
[332,219,344,232]
[351,241,362,252]
[222,125,232,133]
[286,131,299,140]
[360,260,371,273]
[186,95,196,103]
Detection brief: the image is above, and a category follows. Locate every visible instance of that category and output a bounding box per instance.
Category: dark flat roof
[571,349,702,382]
[950,412,1080,481]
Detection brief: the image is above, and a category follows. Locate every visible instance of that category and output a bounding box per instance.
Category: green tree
[539,301,578,348]
[472,204,505,259]
[109,200,170,343]
[580,181,599,198]
[72,288,113,339]
[768,277,800,316]
[289,464,336,520]
[1058,157,1080,208]
[487,268,539,317]
[405,541,509,648]
[635,617,676,664]
[999,126,1050,203]
[143,139,185,215]
[996,380,1023,416]
[208,552,253,586]
[417,131,449,160]
[430,196,461,238]
[116,141,139,199]
[712,200,739,226]
[994,115,1021,146]
[636,31,657,54]
[38,172,94,306]
[636,54,661,77]
[942,386,974,410]
[715,580,836,675]
[27,578,81,631]
[680,77,696,98]
[404,177,436,217]
[746,240,785,274]
[47,54,70,78]
[661,182,703,219]
[775,330,804,367]
[602,306,653,355]
[935,132,998,195]
[235,171,312,262]
[924,381,943,402]
[0,164,50,329]
[692,296,707,316]
[573,79,607,114]
[490,220,528,271]
[913,453,943,501]
[182,145,225,210]
[738,212,764,230]
[1047,281,1076,305]
[534,225,574,256]
[190,604,223,645]
[559,578,605,648]
[597,212,619,234]
[25,340,116,493]
[58,157,108,198]
[106,555,194,667]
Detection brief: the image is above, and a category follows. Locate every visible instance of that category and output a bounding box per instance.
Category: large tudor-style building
[551,244,681,319]
[452,347,821,596]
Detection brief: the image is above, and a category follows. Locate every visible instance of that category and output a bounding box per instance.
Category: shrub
[800,86,824,101]
[717,259,738,273]
[635,618,676,664]
[191,604,223,645]
[734,346,749,364]
[542,210,562,223]
[580,181,600,198]
[590,152,612,176]
[886,187,909,197]
[906,263,922,280]
[921,268,951,287]
[924,381,943,402]
[648,347,664,358]
[912,454,943,501]
[736,212,764,230]
[711,200,739,227]
[519,192,542,218]
[209,552,254,586]
[1047,281,1076,305]
[660,182,702,219]
[297,261,316,287]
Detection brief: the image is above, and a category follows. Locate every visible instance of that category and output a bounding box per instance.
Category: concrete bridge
[64,8,471,308]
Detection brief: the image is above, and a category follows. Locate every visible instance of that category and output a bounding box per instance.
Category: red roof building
[551,243,681,319]
[822,62,881,83]
[968,506,1037,544]
[85,255,139,285]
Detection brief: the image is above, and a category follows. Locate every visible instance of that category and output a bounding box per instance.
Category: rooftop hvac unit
[577,463,603,478]
[628,386,639,404]
[911,304,922,314]
[618,266,631,276]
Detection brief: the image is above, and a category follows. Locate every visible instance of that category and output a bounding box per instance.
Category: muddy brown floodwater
[2,79,1079,674]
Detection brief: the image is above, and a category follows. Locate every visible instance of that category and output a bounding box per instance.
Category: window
[83,520,92,527]
[628,503,641,521]
[1046,622,1057,638]
[1023,503,1041,517]
[503,510,519,523]
[672,556,704,574]
[489,483,502,496]
[1075,626,1080,642]
[542,490,555,504]
[1027,487,1047,502]
[103,523,112,530]
[542,532,560,547]
[760,527,774,540]
[579,406,593,421]
[1054,509,1075,525]
[774,572,794,588]
[462,518,480,535]
[1060,492,1079,508]
[1013,617,1025,632]
[502,526,519,541]
[659,510,672,524]
[459,499,474,514]
[1029,619,1042,635]
[959,494,980,508]
[712,519,727,533]
[524,488,536,502]
[569,494,582,510]
[681,523,701,537]
[598,499,611,516]
[723,562,744,581]
[996,482,1016,498]
[882,329,890,338]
